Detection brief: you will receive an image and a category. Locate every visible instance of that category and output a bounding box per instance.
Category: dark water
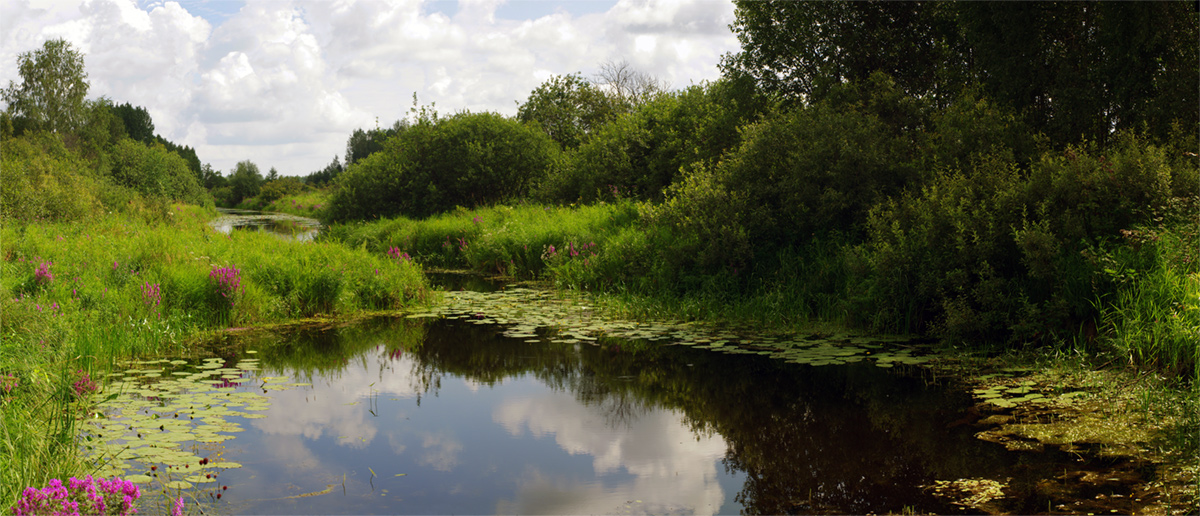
[144,314,1090,516]
[208,209,321,241]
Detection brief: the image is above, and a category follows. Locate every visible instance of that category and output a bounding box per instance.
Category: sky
[0,0,740,176]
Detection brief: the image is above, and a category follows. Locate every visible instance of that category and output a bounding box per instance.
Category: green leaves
[1,39,90,134]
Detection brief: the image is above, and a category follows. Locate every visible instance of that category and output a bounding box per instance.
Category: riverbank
[0,207,432,509]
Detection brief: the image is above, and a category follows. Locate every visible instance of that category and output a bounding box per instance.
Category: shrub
[325,112,559,222]
[536,80,764,205]
[108,139,206,204]
[0,134,101,223]
[861,132,1193,344]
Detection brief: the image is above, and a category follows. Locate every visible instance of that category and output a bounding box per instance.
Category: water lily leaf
[163,481,193,489]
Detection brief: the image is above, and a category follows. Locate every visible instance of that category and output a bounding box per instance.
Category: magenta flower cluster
[1,373,17,396]
[72,370,97,397]
[11,475,141,516]
[387,246,412,262]
[34,260,54,286]
[209,265,243,306]
[141,282,161,309]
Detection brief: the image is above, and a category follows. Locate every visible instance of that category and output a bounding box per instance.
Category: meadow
[0,204,431,509]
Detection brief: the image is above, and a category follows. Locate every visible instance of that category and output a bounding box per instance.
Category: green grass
[322,201,641,277]
[1100,221,1200,381]
[0,205,432,509]
[254,189,331,218]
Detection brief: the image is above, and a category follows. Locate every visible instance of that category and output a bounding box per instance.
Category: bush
[0,134,101,223]
[325,112,559,222]
[258,177,305,203]
[861,132,1193,344]
[536,79,765,205]
[108,138,206,204]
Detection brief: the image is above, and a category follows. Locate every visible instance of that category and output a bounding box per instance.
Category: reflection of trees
[246,316,1026,514]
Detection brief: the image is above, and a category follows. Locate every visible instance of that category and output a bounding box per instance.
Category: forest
[1,1,1197,513]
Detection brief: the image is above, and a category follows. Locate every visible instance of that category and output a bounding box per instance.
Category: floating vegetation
[427,287,936,368]
[81,355,309,493]
[924,478,1008,511]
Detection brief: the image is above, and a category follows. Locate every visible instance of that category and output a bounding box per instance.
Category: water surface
[90,310,1098,515]
[208,208,321,241]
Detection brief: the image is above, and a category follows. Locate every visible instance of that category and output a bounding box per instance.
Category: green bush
[0,133,101,223]
[861,133,1193,344]
[536,79,765,205]
[325,112,559,222]
[108,138,207,204]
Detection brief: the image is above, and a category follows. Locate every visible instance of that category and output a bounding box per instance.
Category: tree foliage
[517,73,620,149]
[345,120,409,166]
[227,160,264,207]
[326,112,559,221]
[723,1,966,104]
[109,139,206,203]
[112,102,154,143]
[1,39,90,134]
[724,0,1199,143]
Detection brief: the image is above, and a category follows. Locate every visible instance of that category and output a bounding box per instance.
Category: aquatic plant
[11,475,141,516]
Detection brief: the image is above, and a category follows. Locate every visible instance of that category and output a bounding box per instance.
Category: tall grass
[323,201,641,277]
[1100,221,1200,381]
[0,206,432,509]
[255,189,331,218]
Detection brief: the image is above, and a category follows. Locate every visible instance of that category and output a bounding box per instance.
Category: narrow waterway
[83,279,1157,515]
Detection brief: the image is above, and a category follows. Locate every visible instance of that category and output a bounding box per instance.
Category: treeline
[1,40,212,222]
[318,1,1197,377]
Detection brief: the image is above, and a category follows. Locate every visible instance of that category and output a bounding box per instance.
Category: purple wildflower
[34,261,53,286]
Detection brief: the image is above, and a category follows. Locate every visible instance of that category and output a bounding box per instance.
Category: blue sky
[2,0,738,175]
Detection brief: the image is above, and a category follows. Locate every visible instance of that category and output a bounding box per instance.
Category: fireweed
[387,246,412,263]
[34,260,54,286]
[11,475,141,516]
[72,370,97,397]
[208,266,243,307]
[141,282,162,311]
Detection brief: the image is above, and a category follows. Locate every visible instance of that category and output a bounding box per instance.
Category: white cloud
[0,0,739,176]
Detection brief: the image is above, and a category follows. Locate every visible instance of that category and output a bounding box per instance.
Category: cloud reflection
[494,390,728,515]
[251,349,424,448]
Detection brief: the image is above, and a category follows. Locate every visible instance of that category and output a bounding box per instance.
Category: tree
[1,39,90,134]
[517,73,620,149]
[305,156,343,186]
[200,163,226,190]
[326,112,559,221]
[346,120,409,166]
[722,1,967,105]
[723,1,1198,143]
[228,160,264,206]
[594,60,667,109]
[958,1,1198,143]
[266,167,280,182]
[112,103,154,143]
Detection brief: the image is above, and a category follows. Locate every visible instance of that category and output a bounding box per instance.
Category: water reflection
[194,315,1057,515]
[208,208,321,242]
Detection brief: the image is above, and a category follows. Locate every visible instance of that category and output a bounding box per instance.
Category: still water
[208,209,321,241]
[87,301,1099,515]
[91,259,1160,516]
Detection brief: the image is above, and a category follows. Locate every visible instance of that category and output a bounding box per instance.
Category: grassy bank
[0,206,432,509]
[324,200,1198,384]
